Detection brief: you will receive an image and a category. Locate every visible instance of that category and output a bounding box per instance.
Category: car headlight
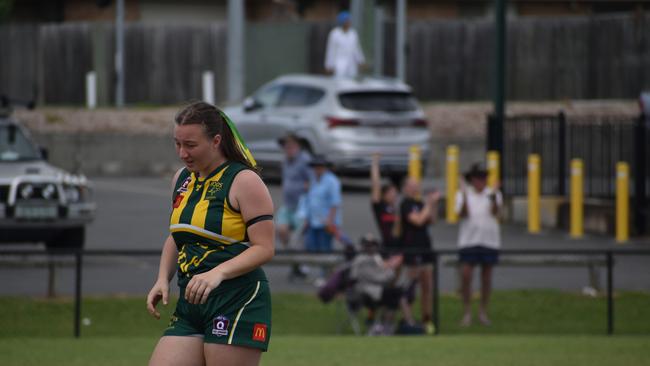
[42,184,56,200]
[65,186,80,202]
[20,184,34,199]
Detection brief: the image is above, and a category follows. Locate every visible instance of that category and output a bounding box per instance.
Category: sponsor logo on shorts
[212,315,230,337]
[252,323,267,342]
[166,314,179,330]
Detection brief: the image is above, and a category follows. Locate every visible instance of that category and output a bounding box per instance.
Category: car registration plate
[374,127,398,136]
[15,205,58,219]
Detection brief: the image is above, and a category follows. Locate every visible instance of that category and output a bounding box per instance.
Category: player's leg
[149,336,205,366]
[204,344,262,366]
[479,264,494,325]
[460,262,474,326]
[418,264,433,322]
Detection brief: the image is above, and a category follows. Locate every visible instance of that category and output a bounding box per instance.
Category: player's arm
[370,153,381,203]
[146,169,182,318]
[219,170,275,277]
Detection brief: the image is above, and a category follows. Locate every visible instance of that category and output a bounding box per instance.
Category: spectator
[399,177,440,335]
[456,163,502,327]
[276,133,312,279]
[302,155,342,252]
[370,153,400,253]
[324,10,366,78]
[350,233,412,336]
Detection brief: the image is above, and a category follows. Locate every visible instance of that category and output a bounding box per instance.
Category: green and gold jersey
[170,161,267,289]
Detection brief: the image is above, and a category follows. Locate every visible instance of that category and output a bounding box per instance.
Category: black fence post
[558,111,567,196]
[433,251,440,335]
[606,251,614,336]
[634,114,647,235]
[74,250,83,338]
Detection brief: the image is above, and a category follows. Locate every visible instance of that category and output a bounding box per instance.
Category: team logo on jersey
[177,176,192,193]
[212,315,230,337]
[205,181,223,200]
[252,323,267,342]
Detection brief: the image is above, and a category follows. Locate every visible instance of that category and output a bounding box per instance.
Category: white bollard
[86,71,97,109]
[202,71,215,105]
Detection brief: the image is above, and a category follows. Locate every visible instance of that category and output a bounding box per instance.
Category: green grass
[1,290,648,338]
[0,291,648,365]
[0,336,648,366]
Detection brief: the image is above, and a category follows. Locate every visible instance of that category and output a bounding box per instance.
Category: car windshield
[338,91,418,112]
[0,124,42,162]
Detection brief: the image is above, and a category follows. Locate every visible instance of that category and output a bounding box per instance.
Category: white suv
[0,110,95,249]
[224,74,430,176]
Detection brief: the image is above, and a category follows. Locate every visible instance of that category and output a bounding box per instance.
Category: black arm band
[246,214,274,228]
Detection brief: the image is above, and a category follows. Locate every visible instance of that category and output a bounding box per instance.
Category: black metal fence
[488,112,649,234]
[1,248,648,338]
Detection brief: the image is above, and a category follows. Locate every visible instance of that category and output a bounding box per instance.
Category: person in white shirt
[324,11,366,78]
[455,163,502,327]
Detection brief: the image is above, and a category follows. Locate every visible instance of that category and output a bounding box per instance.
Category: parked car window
[0,125,41,161]
[277,85,325,107]
[254,84,284,108]
[338,91,418,112]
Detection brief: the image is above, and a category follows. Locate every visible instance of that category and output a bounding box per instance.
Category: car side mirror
[243,97,262,113]
[40,147,49,161]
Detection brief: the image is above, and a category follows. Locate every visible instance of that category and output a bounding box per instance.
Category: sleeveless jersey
[170,161,267,289]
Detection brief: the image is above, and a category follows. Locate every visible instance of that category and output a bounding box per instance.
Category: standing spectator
[276,133,311,278]
[370,153,400,253]
[399,177,440,335]
[303,155,342,252]
[324,10,366,78]
[455,163,502,327]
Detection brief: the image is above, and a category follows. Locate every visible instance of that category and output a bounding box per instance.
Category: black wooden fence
[2,13,650,105]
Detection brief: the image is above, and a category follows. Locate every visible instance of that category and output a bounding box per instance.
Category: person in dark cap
[455,162,503,327]
[302,155,342,252]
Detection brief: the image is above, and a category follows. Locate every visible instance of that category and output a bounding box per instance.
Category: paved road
[1,177,648,298]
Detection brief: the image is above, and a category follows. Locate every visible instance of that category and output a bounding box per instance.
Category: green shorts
[163,280,271,351]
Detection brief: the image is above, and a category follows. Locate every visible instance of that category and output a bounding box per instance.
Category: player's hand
[371,153,380,164]
[185,269,225,305]
[426,190,441,205]
[385,254,404,269]
[459,175,467,193]
[146,279,169,320]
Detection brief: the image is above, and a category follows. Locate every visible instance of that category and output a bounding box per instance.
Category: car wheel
[45,227,85,250]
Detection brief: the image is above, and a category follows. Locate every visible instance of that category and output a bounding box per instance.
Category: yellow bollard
[570,159,584,238]
[408,145,422,183]
[487,151,500,189]
[528,154,541,233]
[446,145,459,223]
[616,162,629,243]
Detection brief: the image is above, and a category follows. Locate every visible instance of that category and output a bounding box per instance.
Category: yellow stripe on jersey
[190,168,229,229]
[221,198,246,243]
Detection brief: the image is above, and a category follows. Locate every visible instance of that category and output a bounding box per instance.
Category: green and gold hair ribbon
[218,110,257,168]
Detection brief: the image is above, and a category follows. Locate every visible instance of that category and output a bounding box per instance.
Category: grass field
[1,290,649,365]
[1,335,649,366]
